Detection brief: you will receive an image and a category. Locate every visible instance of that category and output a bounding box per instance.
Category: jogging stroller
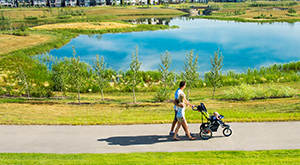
[193,103,232,140]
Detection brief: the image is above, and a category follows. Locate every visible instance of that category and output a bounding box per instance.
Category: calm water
[49,17,300,73]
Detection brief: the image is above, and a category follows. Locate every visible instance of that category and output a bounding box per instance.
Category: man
[169,81,194,136]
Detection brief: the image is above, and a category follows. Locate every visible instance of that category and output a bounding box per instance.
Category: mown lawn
[0,82,299,125]
[0,150,299,164]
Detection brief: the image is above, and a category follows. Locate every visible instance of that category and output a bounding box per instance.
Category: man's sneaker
[169,131,175,136]
[186,133,194,137]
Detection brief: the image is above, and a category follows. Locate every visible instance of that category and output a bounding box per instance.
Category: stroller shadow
[98,133,224,146]
[98,135,172,146]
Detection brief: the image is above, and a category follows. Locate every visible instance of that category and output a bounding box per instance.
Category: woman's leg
[182,119,196,140]
[173,122,182,140]
[173,118,183,140]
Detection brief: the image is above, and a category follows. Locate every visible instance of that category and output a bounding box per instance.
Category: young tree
[181,50,199,100]
[52,57,69,98]
[69,46,89,104]
[129,46,142,103]
[154,50,173,102]
[16,66,30,98]
[93,55,108,101]
[207,49,224,100]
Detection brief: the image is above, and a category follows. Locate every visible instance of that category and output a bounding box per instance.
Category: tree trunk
[187,86,190,101]
[133,87,136,103]
[26,83,29,98]
[212,86,216,100]
[78,87,81,104]
[101,89,104,101]
[61,88,63,98]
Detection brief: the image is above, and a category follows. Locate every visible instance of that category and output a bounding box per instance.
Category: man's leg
[170,108,177,134]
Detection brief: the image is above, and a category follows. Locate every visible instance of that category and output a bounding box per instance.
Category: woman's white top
[177,106,185,118]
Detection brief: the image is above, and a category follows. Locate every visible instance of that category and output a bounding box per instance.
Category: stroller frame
[193,103,232,140]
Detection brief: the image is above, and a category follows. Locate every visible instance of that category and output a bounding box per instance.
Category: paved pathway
[0,122,299,153]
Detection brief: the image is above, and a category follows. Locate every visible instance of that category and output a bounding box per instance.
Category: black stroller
[193,103,232,140]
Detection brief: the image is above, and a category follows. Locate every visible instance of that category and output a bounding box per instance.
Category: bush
[12,31,29,36]
[31,86,54,98]
[154,87,171,102]
[57,15,72,19]
[288,8,297,14]
[4,85,13,94]
[25,16,38,20]
[287,13,298,17]
[0,87,6,95]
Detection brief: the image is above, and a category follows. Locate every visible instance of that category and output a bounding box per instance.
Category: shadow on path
[98,135,172,146]
[98,134,223,146]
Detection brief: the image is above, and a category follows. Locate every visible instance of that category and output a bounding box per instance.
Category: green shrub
[234,9,246,15]
[57,15,72,19]
[286,13,298,17]
[154,87,171,102]
[288,8,297,14]
[0,87,6,95]
[12,31,29,36]
[4,85,13,94]
[25,16,38,20]
[31,86,54,98]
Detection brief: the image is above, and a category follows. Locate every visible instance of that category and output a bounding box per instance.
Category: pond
[49,17,300,74]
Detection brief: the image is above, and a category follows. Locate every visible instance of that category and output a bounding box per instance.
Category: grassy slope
[0,82,299,125]
[0,32,53,55]
[0,150,299,164]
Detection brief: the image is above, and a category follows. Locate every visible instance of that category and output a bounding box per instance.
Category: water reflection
[49,17,300,73]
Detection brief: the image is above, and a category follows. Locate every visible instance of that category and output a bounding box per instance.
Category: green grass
[0,150,299,164]
[0,82,299,125]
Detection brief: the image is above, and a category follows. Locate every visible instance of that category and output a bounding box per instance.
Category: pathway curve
[0,122,299,153]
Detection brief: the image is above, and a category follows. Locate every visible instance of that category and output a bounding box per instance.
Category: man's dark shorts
[174,107,177,121]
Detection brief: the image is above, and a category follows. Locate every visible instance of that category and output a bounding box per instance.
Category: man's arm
[184,98,194,107]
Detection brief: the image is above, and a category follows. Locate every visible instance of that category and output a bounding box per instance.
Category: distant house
[32,0,46,6]
[78,0,91,6]
[49,0,62,7]
[214,0,243,2]
[104,0,118,5]
[0,0,15,7]
[90,0,105,6]
[64,0,77,6]
[24,0,31,6]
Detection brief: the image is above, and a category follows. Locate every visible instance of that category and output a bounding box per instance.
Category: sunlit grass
[0,82,299,125]
[31,22,134,31]
[0,150,299,164]
[0,33,53,55]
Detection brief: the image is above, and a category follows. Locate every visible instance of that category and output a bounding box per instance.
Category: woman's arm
[174,99,184,107]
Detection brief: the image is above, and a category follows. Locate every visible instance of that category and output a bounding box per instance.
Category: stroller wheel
[223,128,232,137]
[199,128,212,140]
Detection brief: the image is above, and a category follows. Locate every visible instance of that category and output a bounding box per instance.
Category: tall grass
[224,84,298,101]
